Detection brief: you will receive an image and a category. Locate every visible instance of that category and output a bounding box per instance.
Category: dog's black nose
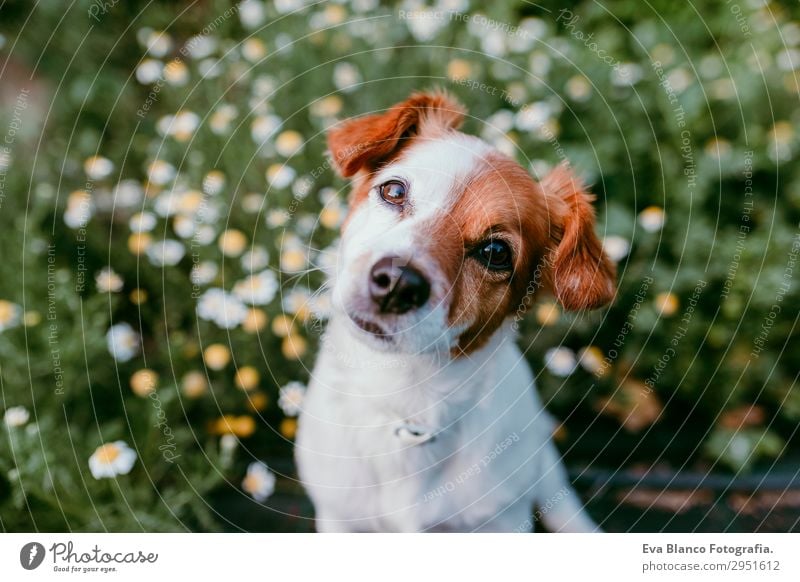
[369,256,430,314]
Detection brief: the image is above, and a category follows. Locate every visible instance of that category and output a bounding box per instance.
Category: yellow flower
[655,292,679,317]
[163,59,189,86]
[323,4,346,24]
[218,229,247,257]
[282,333,307,360]
[578,346,606,376]
[271,314,296,337]
[769,121,794,145]
[447,59,472,80]
[23,311,41,327]
[565,75,592,102]
[242,38,267,62]
[235,366,260,391]
[128,232,152,255]
[280,248,306,273]
[242,308,268,333]
[203,344,231,370]
[130,369,158,397]
[319,206,343,229]
[275,130,304,157]
[535,302,560,326]
[181,371,208,399]
[310,95,342,118]
[280,417,298,440]
[209,414,256,438]
[247,391,269,412]
[129,288,148,305]
[704,137,731,159]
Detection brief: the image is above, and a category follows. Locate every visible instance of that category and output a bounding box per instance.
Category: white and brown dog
[296,91,615,532]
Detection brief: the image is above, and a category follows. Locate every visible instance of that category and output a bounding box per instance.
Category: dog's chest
[295,333,544,531]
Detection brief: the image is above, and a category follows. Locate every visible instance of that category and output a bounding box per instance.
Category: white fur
[296,133,599,532]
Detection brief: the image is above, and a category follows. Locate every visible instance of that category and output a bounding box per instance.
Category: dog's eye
[475,239,513,270]
[378,180,407,206]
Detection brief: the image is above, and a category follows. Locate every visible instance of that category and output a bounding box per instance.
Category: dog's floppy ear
[542,163,616,311]
[327,91,465,178]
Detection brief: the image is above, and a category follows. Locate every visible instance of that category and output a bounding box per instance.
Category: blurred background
[0,0,799,532]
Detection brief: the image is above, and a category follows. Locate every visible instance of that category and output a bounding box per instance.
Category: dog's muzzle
[368,256,430,314]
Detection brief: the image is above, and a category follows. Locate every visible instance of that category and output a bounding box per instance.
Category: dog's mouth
[351,316,392,341]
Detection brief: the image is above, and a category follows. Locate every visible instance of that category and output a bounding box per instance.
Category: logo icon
[20,542,45,570]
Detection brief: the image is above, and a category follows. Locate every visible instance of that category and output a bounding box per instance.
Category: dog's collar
[394,422,439,446]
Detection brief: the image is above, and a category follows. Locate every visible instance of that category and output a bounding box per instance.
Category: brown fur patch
[327,90,465,179]
[424,154,554,354]
[542,163,616,311]
[424,158,616,354]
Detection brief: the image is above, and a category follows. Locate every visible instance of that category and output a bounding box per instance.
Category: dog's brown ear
[542,163,616,311]
[327,91,465,178]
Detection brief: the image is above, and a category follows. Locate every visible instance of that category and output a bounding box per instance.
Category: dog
[295,91,615,532]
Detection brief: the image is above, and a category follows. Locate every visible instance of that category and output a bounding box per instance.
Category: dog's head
[326,91,615,356]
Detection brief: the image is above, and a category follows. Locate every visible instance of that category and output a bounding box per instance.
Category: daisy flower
[88,441,137,479]
[95,267,123,293]
[0,300,22,332]
[146,160,176,185]
[146,239,186,266]
[239,0,266,28]
[544,347,577,377]
[190,261,219,286]
[135,59,163,84]
[3,406,30,428]
[197,288,248,329]
[266,164,296,190]
[129,211,157,233]
[84,155,114,180]
[112,180,144,208]
[233,270,279,306]
[602,236,631,262]
[106,322,140,362]
[638,206,665,232]
[241,246,270,271]
[242,461,276,502]
[278,381,306,417]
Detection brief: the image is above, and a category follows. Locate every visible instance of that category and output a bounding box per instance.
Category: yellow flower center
[95,443,120,464]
